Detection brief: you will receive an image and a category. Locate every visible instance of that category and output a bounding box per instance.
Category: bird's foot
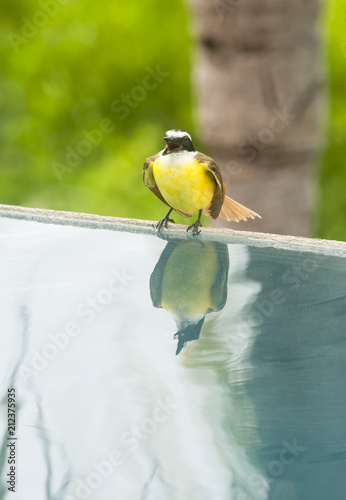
[155,215,175,232]
[187,219,202,236]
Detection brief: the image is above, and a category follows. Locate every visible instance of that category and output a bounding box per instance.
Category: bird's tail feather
[217,195,261,222]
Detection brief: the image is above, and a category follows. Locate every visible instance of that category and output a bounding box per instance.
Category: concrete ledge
[0,203,346,257]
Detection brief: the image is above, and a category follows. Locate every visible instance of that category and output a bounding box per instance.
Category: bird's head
[163,129,195,154]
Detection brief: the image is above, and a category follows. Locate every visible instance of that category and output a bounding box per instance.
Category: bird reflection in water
[150,238,229,354]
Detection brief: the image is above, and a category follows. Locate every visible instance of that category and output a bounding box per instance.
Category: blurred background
[0,0,345,240]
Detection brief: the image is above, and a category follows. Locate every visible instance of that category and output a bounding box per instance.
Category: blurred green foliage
[318,0,346,240]
[0,0,194,224]
[0,0,345,238]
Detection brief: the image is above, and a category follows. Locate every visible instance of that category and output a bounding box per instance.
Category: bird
[150,238,229,354]
[143,129,261,235]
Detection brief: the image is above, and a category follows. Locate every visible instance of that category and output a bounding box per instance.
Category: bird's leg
[155,208,175,232]
[187,210,202,236]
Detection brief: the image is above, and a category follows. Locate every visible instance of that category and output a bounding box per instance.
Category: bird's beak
[163,139,181,152]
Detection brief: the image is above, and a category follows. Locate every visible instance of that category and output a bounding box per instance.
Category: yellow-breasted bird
[150,239,229,354]
[143,129,261,235]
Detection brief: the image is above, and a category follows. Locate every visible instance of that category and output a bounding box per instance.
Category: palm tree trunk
[190,0,324,236]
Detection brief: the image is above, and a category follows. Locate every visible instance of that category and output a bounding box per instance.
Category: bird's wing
[208,242,229,312]
[143,153,192,218]
[195,152,225,220]
[149,240,179,308]
[143,153,171,209]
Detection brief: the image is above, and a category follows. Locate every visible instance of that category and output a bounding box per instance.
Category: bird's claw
[155,216,175,232]
[165,217,175,227]
[187,220,202,236]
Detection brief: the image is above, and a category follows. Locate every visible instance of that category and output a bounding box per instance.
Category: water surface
[0,215,346,500]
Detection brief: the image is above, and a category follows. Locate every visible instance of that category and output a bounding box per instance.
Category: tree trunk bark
[189,0,324,236]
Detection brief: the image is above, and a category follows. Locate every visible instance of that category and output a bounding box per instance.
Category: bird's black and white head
[163,129,195,154]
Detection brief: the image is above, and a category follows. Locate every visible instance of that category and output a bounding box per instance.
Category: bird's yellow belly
[153,155,215,215]
[161,241,219,316]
